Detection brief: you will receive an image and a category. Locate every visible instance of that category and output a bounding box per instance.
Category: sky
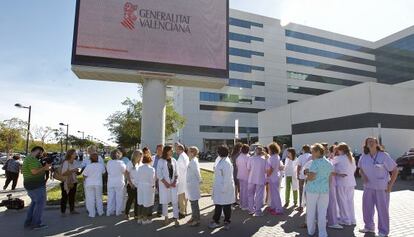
[1,0,413,145]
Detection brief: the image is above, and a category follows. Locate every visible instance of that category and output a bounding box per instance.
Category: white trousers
[336,186,356,225]
[162,188,179,219]
[107,186,125,216]
[85,185,104,217]
[306,192,329,237]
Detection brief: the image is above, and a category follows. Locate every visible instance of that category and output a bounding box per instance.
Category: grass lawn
[47,170,214,205]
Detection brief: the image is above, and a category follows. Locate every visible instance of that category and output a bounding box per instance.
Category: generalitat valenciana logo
[121,2,138,30]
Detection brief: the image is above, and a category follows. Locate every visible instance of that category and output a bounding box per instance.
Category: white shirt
[284,158,298,177]
[83,163,106,187]
[186,158,202,201]
[297,153,312,179]
[106,160,126,188]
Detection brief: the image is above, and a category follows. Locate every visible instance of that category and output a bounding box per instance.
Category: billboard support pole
[141,78,167,151]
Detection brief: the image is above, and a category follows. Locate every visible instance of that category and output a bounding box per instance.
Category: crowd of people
[19,136,399,237]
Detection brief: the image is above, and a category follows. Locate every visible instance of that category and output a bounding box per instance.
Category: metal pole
[25,106,31,155]
[65,125,69,152]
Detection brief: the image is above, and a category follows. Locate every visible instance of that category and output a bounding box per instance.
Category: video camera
[0,194,24,210]
[40,152,61,166]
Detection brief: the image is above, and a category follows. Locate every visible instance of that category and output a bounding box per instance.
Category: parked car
[0,155,8,164]
[396,148,414,180]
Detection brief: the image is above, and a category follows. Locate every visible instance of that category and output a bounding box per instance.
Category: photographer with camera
[22,146,51,230]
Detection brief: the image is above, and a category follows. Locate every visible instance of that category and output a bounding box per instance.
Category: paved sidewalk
[0,175,413,236]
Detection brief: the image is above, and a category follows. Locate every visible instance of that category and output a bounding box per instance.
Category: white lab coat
[285,158,299,190]
[212,156,235,205]
[186,158,202,201]
[177,152,190,194]
[131,164,155,207]
[157,158,179,204]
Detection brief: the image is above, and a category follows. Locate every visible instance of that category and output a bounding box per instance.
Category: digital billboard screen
[72,0,229,78]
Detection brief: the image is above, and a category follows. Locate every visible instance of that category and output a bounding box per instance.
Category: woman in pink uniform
[266,143,283,215]
[358,137,398,237]
[327,145,343,229]
[335,143,357,226]
[236,144,250,211]
[247,146,270,216]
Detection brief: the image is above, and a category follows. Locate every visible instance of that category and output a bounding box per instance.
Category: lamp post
[77,131,85,140]
[15,103,31,155]
[59,122,69,152]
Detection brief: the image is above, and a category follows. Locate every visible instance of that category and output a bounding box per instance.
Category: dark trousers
[212,204,231,224]
[60,182,77,213]
[138,205,153,218]
[4,171,19,190]
[125,184,138,217]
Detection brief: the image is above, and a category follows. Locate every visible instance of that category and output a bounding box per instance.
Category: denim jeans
[25,186,46,227]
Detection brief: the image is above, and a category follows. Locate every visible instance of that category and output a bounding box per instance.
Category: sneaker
[223,223,231,231]
[283,203,289,208]
[248,211,255,215]
[190,221,200,227]
[32,224,48,230]
[253,212,264,217]
[208,222,220,229]
[296,207,303,212]
[359,228,375,233]
[328,224,344,229]
[174,219,180,227]
[142,220,152,225]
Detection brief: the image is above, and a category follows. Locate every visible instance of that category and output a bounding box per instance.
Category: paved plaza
[0,162,413,237]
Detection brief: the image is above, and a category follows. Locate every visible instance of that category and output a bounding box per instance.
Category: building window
[200,92,255,104]
[287,85,331,96]
[200,105,265,113]
[229,17,263,29]
[200,125,258,134]
[227,79,265,89]
[287,71,361,86]
[229,32,264,43]
[255,97,266,102]
[286,57,376,78]
[285,30,372,53]
[229,47,264,58]
[230,63,265,73]
[286,43,375,66]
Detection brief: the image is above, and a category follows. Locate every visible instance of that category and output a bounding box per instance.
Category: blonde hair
[87,145,98,155]
[311,143,325,157]
[188,146,199,157]
[131,149,143,165]
[337,143,355,164]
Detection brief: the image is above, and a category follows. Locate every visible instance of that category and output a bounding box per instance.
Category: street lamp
[15,103,31,155]
[59,122,69,152]
[77,131,85,140]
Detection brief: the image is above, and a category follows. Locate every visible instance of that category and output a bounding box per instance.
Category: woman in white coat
[131,153,155,225]
[156,145,180,227]
[106,149,127,216]
[186,146,202,227]
[209,145,235,231]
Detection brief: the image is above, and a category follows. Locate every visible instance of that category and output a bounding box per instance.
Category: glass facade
[229,17,263,29]
[230,63,265,73]
[286,43,375,66]
[287,71,361,86]
[200,125,258,134]
[200,92,265,104]
[228,79,266,88]
[230,47,264,58]
[200,105,265,113]
[287,85,331,96]
[286,57,376,78]
[229,32,264,43]
[285,29,372,52]
[375,34,414,84]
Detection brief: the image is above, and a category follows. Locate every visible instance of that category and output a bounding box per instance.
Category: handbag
[2,159,9,171]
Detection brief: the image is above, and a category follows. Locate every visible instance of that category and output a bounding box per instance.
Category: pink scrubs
[335,155,357,225]
[236,153,250,210]
[267,154,283,213]
[247,155,269,215]
[358,151,397,236]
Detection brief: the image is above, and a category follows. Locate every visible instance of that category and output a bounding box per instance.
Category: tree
[33,126,54,147]
[0,118,26,156]
[105,97,185,148]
